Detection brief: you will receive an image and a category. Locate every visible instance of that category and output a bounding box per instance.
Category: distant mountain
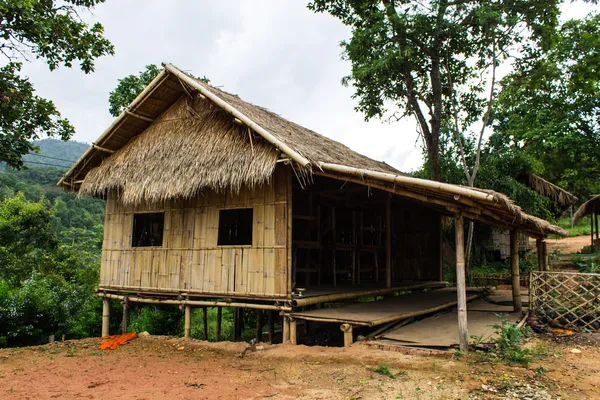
[22,139,90,169]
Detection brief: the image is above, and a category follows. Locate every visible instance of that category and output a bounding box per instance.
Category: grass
[370,364,406,379]
[555,216,591,237]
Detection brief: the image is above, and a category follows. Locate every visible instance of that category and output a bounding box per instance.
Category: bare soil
[1,334,599,399]
[545,235,590,255]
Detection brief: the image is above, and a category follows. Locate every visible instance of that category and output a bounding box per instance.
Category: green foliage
[108,64,210,117]
[0,0,114,168]
[492,314,533,364]
[370,364,401,379]
[556,216,591,237]
[494,13,600,198]
[308,0,561,180]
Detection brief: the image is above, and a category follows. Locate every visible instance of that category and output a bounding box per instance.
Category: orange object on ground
[99,332,138,350]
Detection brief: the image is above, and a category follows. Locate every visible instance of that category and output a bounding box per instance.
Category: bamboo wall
[99,167,291,299]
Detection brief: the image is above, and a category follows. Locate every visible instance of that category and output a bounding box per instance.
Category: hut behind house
[60,64,566,350]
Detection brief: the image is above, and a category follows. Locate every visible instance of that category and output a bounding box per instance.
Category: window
[132,212,164,247]
[218,208,253,246]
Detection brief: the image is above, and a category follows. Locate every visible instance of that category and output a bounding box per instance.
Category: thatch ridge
[517,173,578,209]
[573,194,600,225]
[80,96,278,204]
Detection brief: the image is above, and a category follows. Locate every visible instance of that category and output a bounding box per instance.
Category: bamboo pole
[591,215,595,252]
[97,293,291,311]
[164,63,310,168]
[536,238,544,271]
[102,297,110,337]
[255,310,264,342]
[121,296,129,334]
[216,307,222,341]
[289,318,297,345]
[203,307,208,340]
[595,212,598,240]
[318,162,495,203]
[385,194,392,288]
[340,324,353,347]
[184,305,191,339]
[510,230,522,312]
[455,213,469,352]
[543,241,549,271]
[282,316,290,343]
[234,309,242,341]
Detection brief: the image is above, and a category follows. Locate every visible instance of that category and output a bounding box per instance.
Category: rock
[177,346,185,351]
[140,331,150,337]
[570,348,582,354]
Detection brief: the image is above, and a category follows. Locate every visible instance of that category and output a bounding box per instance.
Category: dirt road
[1,335,598,399]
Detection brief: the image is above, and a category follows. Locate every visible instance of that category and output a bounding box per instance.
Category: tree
[494,13,600,198]
[308,0,561,181]
[109,64,210,117]
[0,0,114,169]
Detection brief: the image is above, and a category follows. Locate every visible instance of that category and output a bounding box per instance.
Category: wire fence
[530,271,600,331]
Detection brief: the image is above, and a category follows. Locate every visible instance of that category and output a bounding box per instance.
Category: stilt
[340,324,353,348]
[290,318,297,345]
[234,308,242,341]
[454,213,469,352]
[385,194,392,288]
[267,311,274,343]
[543,240,549,270]
[282,316,290,343]
[510,230,522,312]
[255,310,264,342]
[184,305,192,339]
[595,212,598,240]
[591,215,595,252]
[536,238,544,271]
[121,296,129,334]
[216,307,222,341]
[203,307,208,340]
[102,297,110,337]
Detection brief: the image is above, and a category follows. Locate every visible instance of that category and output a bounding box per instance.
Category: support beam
[184,305,192,339]
[216,307,222,341]
[510,230,522,313]
[121,296,129,334]
[255,310,264,342]
[289,318,297,345]
[93,144,115,154]
[267,311,274,344]
[125,109,154,123]
[592,215,595,252]
[454,214,469,352]
[595,212,598,240]
[340,324,353,348]
[102,297,110,337]
[282,316,290,343]
[543,240,549,271]
[536,238,544,271]
[203,307,208,340]
[385,194,392,288]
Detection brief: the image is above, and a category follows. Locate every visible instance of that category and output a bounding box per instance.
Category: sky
[17,1,598,173]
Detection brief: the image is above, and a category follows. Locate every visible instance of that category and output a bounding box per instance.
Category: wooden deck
[289,287,482,327]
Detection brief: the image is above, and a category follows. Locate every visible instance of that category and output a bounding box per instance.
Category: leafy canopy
[494,13,600,197]
[108,64,210,117]
[0,0,114,169]
[308,0,560,181]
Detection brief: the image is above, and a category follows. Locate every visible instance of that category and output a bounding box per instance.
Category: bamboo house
[60,64,566,350]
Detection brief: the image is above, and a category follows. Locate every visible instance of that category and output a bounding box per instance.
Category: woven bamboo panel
[530,271,600,331]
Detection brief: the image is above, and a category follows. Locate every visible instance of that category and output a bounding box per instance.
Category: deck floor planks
[289,287,482,326]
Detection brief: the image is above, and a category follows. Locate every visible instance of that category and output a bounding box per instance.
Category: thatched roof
[59,63,566,237]
[573,194,600,225]
[517,173,578,209]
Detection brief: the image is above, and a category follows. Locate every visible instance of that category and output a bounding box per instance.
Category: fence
[530,271,600,331]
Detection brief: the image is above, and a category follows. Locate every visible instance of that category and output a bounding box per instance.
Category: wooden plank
[191,250,206,291]
[181,250,193,290]
[221,248,236,293]
[263,248,275,295]
[234,248,246,294]
[263,205,275,247]
[274,203,286,246]
[253,205,265,247]
[247,248,264,294]
[274,248,287,296]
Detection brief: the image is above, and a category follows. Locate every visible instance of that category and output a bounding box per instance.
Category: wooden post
[184,305,192,339]
[282,316,290,343]
[543,240,549,271]
[216,307,222,341]
[102,297,110,337]
[203,307,208,340]
[234,308,241,341]
[267,311,274,343]
[255,310,264,342]
[289,318,297,345]
[454,213,469,352]
[591,215,595,252]
[510,230,522,313]
[595,212,598,239]
[385,194,392,288]
[340,324,353,348]
[536,238,544,271]
[121,296,129,334]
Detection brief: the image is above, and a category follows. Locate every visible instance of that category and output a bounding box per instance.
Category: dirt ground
[544,235,590,255]
[1,334,599,400]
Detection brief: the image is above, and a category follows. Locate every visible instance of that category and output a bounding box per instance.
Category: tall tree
[494,13,600,198]
[108,64,210,117]
[0,0,114,169]
[308,0,560,181]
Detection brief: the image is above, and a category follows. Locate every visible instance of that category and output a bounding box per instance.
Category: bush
[492,314,533,364]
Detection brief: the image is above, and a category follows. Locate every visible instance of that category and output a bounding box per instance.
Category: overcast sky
[19,1,597,172]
